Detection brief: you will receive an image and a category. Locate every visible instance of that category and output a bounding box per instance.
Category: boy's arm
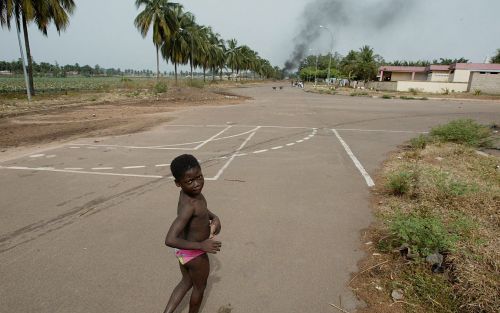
[165,206,221,253]
[208,209,221,235]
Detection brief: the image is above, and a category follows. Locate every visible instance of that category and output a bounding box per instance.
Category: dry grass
[355,141,499,313]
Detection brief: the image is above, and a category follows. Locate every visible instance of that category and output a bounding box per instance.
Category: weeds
[473,89,482,96]
[430,119,492,147]
[381,94,393,99]
[410,134,428,150]
[386,169,418,196]
[350,91,369,97]
[154,81,168,94]
[187,79,205,89]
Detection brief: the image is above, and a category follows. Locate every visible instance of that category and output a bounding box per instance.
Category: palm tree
[1,0,75,95]
[135,0,178,80]
[225,38,241,80]
[161,6,193,84]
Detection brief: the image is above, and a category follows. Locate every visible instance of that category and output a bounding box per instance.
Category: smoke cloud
[284,0,416,71]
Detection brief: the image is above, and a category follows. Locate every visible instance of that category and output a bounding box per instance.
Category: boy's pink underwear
[175,249,205,265]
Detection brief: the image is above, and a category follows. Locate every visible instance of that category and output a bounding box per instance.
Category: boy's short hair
[170,154,200,180]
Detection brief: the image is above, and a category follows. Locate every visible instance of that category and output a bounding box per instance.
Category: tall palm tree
[1,0,75,95]
[225,38,242,80]
[135,0,178,80]
[161,6,193,84]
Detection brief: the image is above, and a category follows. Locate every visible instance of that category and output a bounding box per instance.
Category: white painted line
[211,127,260,180]
[332,129,375,187]
[235,153,247,157]
[69,147,81,149]
[303,137,310,140]
[296,140,304,143]
[194,125,232,150]
[64,167,84,170]
[335,128,428,134]
[91,167,114,170]
[155,164,170,167]
[286,143,295,146]
[123,166,146,169]
[35,167,54,170]
[0,166,163,179]
[46,155,56,158]
[253,149,268,154]
[271,146,283,150]
[29,154,45,158]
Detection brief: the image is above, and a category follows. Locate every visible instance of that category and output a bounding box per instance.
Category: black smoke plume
[284,0,415,71]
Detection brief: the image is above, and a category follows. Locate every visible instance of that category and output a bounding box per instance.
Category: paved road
[1,85,499,313]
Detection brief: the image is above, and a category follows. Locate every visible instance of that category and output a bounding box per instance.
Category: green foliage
[350,91,369,97]
[430,119,491,147]
[399,265,460,313]
[473,89,482,96]
[433,171,479,197]
[490,48,500,63]
[386,170,417,196]
[389,211,458,256]
[381,94,393,99]
[410,134,428,150]
[154,81,168,94]
[400,95,415,100]
[186,79,205,88]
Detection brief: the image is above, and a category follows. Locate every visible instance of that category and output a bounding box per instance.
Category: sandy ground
[0,85,247,153]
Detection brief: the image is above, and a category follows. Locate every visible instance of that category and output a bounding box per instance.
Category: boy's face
[175,166,204,196]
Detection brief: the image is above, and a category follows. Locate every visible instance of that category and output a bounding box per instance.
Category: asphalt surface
[1,84,499,313]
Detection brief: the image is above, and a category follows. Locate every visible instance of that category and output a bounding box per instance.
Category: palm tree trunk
[203,67,206,82]
[156,46,159,80]
[22,14,35,96]
[174,63,178,85]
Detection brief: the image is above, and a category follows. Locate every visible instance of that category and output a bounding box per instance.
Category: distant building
[0,70,13,76]
[372,63,500,94]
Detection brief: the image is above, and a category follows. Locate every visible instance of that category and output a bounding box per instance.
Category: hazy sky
[1,0,499,71]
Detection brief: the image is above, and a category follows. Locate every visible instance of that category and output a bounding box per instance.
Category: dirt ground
[0,85,248,150]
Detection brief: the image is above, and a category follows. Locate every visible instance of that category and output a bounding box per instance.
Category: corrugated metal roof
[379,66,426,73]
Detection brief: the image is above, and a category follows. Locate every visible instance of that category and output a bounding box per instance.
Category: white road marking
[296,140,304,143]
[122,166,146,169]
[69,147,81,149]
[194,125,232,150]
[91,167,114,170]
[253,149,268,154]
[286,143,295,146]
[332,129,375,187]
[64,168,84,170]
[0,166,163,179]
[155,164,170,167]
[29,154,45,158]
[335,128,428,134]
[271,146,283,150]
[212,127,260,180]
[46,155,56,158]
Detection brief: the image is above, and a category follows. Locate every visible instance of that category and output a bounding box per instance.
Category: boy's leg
[186,254,210,313]
[163,262,193,313]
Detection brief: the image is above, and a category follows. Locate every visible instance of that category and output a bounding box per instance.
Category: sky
[1,0,499,71]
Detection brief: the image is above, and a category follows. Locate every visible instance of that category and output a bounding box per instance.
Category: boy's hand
[200,239,222,254]
[210,217,221,236]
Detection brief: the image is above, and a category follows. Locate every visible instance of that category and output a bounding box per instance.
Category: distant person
[163,154,222,313]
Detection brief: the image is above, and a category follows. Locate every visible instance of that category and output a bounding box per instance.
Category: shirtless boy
[163,154,222,313]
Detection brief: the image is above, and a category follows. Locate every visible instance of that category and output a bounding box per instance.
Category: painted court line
[0,166,164,179]
[332,129,375,187]
[194,125,232,150]
[122,166,146,169]
[335,128,427,134]
[211,127,260,180]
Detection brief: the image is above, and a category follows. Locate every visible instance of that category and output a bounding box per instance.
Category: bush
[430,119,491,147]
[409,88,421,95]
[389,211,458,256]
[386,170,417,196]
[473,89,482,96]
[400,95,415,100]
[381,94,392,99]
[187,79,205,89]
[409,134,428,150]
[154,81,168,94]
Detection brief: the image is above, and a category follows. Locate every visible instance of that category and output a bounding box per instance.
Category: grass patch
[186,79,205,89]
[350,91,369,97]
[381,94,393,99]
[354,119,500,313]
[430,119,492,147]
[153,81,168,94]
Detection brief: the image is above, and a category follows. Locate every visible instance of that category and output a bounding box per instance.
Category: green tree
[1,0,75,95]
[491,49,500,63]
[356,45,378,82]
[135,0,178,80]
